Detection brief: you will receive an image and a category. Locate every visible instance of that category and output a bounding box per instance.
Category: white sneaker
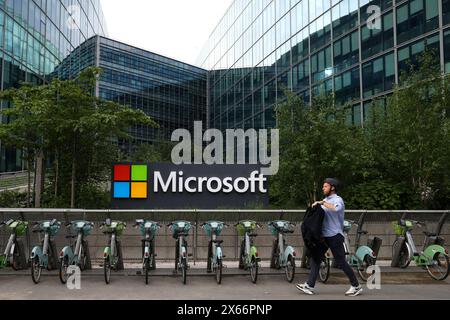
[345,285,363,296]
[296,282,315,295]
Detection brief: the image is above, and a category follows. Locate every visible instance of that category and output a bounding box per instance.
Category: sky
[100,0,233,67]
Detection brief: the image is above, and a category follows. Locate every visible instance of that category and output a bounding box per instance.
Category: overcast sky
[100,0,233,66]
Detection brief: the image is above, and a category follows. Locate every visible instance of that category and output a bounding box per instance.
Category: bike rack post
[194,209,198,265]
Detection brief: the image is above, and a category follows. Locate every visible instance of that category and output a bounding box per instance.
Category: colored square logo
[131,165,147,181]
[131,182,147,198]
[114,182,130,198]
[114,165,130,181]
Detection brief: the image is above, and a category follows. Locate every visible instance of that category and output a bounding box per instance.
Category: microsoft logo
[113,164,148,199]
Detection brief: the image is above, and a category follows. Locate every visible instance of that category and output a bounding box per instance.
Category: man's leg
[325,235,359,287]
[306,243,328,288]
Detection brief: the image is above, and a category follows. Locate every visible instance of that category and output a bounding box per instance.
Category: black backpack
[301,205,325,252]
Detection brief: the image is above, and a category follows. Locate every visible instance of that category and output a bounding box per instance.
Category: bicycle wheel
[318,257,330,283]
[238,240,245,269]
[216,259,223,285]
[207,241,212,273]
[393,239,411,269]
[79,243,86,271]
[357,255,375,282]
[270,239,278,269]
[59,256,69,284]
[250,257,258,284]
[104,256,111,284]
[31,256,41,284]
[285,255,295,283]
[426,252,450,281]
[11,241,20,271]
[182,258,187,285]
[145,258,150,285]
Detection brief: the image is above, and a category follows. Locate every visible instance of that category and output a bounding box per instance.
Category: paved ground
[0,261,449,300]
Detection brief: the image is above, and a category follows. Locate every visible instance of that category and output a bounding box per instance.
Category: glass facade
[0,0,108,172]
[58,36,207,153]
[197,0,450,130]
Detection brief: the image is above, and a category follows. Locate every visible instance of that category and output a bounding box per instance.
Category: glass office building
[197,0,450,131]
[0,0,108,172]
[57,35,207,153]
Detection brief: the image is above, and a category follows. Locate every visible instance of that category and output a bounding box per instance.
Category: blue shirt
[321,194,345,237]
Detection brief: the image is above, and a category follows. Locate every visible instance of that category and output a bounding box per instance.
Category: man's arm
[312,200,338,211]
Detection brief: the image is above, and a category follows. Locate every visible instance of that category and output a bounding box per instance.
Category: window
[310,11,331,53]
[334,30,359,73]
[445,30,450,74]
[332,0,358,38]
[396,0,439,44]
[362,52,395,98]
[334,67,360,104]
[398,33,440,74]
[311,46,332,83]
[291,28,309,65]
[292,59,310,92]
[444,0,450,25]
[361,12,394,60]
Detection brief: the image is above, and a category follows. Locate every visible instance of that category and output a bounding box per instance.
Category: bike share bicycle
[59,220,94,284]
[0,219,28,270]
[168,220,194,285]
[236,220,261,283]
[268,220,297,282]
[202,220,229,284]
[392,213,449,280]
[341,212,380,281]
[134,219,161,284]
[100,219,126,284]
[30,219,61,283]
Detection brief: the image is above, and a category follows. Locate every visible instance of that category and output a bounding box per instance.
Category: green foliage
[0,67,158,208]
[0,190,28,208]
[271,51,449,209]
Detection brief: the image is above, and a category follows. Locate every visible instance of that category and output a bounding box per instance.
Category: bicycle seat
[423,231,437,237]
[358,230,368,234]
[248,233,258,237]
[212,239,224,245]
[176,232,189,237]
[65,235,77,239]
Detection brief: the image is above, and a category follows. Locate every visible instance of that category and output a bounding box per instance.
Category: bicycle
[342,214,378,281]
[30,219,61,284]
[301,246,331,283]
[100,219,126,284]
[0,219,28,270]
[168,220,193,285]
[202,220,229,284]
[392,214,449,280]
[134,219,161,285]
[236,220,261,283]
[59,220,94,284]
[268,220,297,282]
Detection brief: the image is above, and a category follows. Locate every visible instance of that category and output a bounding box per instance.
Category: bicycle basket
[140,221,159,236]
[14,221,28,236]
[392,221,405,236]
[72,221,93,236]
[203,221,224,237]
[172,221,191,236]
[268,221,289,236]
[49,224,60,236]
[236,220,256,236]
[106,221,125,236]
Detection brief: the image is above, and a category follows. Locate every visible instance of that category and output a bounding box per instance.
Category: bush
[0,190,28,208]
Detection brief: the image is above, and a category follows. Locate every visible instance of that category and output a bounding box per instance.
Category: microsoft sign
[111,163,268,209]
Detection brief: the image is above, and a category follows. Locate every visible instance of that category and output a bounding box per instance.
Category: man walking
[297,178,362,296]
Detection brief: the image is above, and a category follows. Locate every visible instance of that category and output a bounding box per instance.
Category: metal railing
[0,209,449,264]
[0,171,32,191]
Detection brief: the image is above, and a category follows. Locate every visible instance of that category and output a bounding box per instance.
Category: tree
[0,67,158,208]
[365,51,450,209]
[271,92,371,207]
